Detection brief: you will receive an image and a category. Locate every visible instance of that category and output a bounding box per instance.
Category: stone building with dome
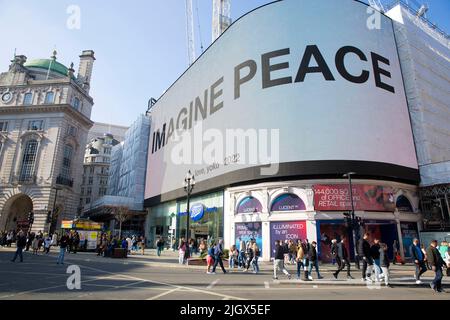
[0,49,96,234]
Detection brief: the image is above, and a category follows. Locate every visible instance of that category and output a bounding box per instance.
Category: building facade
[387,3,450,234]
[79,133,120,214]
[0,50,96,233]
[85,114,150,237]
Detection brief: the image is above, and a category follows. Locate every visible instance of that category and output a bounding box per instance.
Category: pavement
[1,246,449,300]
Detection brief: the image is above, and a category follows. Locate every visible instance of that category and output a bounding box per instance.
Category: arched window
[61,144,73,178]
[396,195,413,212]
[237,196,262,214]
[23,93,33,105]
[19,139,38,182]
[44,91,54,104]
[271,193,306,211]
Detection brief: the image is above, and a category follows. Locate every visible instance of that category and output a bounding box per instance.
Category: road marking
[264,281,270,289]
[77,264,245,300]
[146,288,179,300]
[207,279,220,289]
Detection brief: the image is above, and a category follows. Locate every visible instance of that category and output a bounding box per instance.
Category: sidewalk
[2,246,449,288]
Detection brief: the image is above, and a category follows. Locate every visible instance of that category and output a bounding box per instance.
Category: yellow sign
[61,221,73,229]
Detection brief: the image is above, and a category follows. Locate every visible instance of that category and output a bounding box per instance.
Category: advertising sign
[270,221,307,257]
[314,184,395,211]
[190,203,205,222]
[145,0,418,203]
[235,222,263,253]
[400,222,419,258]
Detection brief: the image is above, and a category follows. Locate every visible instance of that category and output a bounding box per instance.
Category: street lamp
[343,172,359,268]
[49,186,62,234]
[183,170,195,259]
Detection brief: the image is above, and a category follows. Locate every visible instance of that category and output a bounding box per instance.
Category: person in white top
[126,236,132,254]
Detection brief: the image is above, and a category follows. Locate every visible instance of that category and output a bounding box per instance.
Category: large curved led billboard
[145,0,419,205]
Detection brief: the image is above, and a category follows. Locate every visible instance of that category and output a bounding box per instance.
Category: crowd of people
[96,233,146,257]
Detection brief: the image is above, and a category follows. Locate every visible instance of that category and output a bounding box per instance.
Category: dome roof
[24,59,69,77]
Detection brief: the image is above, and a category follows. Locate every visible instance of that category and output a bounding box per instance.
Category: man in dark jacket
[11,230,27,262]
[357,232,374,281]
[273,240,291,280]
[57,232,70,265]
[411,238,427,284]
[211,239,227,274]
[426,240,445,292]
[333,237,353,279]
[307,241,323,280]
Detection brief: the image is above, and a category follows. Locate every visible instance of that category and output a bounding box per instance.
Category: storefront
[224,180,421,262]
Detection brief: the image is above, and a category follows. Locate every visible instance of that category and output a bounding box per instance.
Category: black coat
[371,244,381,259]
[308,246,318,262]
[337,242,348,260]
[358,239,371,258]
[426,246,445,268]
[17,235,27,248]
[274,244,286,260]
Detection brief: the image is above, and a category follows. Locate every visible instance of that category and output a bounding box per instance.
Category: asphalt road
[1,249,449,300]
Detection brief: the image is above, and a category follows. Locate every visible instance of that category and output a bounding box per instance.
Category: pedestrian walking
[273,240,291,280]
[244,241,254,272]
[379,242,390,287]
[238,238,246,269]
[426,240,446,293]
[156,237,164,256]
[178,238,186,265]
[57,232,70,265]
[411,238,427,284]
[302,239,311,280]
[330,239,338,265]
[25,231,34,251]
[211,239,227,274]
[72,231,80,254]
[445,246,450,277]
[140,236,146,255]
[229,245,238,271]
[44,235,52,254]
[251,242,260,273]
[358,232,374,282]
[6,231,13,247]
[31,236,39,255]
[296,239,305,280]
[308,241,323,280]
[370,238,382,281]
[333,237,353,280]
[206,243,215,274]
[126,236,132,255]
[11,230,26,263]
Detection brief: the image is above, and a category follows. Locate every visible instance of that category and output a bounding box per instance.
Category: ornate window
[44,91,54,104]
[60,144,73,179]
[19,139,38,182]
[237,196,262,214]
[271,193,306,212]
[396,195,413,212]
[23,93,33,105]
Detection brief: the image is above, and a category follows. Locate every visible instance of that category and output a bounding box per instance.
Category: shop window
[236,196,262,214]
[270,193,306,212]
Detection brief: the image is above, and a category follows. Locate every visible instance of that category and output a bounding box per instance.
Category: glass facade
[146,191,224,248]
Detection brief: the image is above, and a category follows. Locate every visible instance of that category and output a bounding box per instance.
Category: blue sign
[190,203,204,222]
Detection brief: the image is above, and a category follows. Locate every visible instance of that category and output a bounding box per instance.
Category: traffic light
[46,210,52,223]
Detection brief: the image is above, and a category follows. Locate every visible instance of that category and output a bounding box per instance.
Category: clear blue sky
[1,0,449,127]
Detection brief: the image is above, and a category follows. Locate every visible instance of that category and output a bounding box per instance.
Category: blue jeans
[157,247,162,256]
[308,260,321,277]
[238,252,245,267]
[230,256,236,269]
[252,256,260,272]
[57,247,66,264]
[296,260,304,277]
[12,247,23,262]
[432,268,443,290]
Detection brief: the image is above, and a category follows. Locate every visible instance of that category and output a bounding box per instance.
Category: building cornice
[0,104,94,128]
